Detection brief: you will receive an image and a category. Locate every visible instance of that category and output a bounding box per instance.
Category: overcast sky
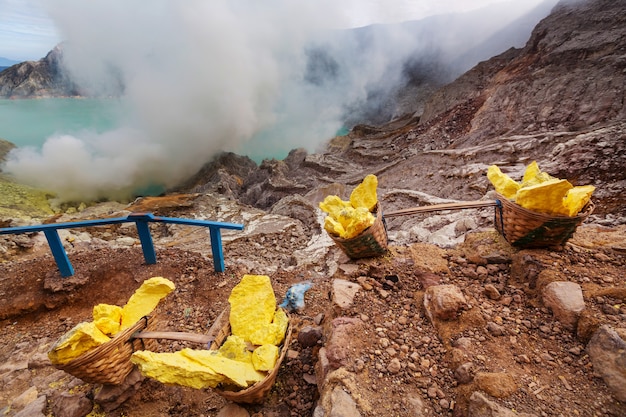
[0,0,546,62]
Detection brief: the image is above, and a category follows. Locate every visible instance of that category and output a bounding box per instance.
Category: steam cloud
[2,0,554,202]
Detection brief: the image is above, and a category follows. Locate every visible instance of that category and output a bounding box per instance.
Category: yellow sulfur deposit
[520,161,556,188]
[93,304,122,336]
[130,350,226,389]
[562,185,595,217]
[131,346,267,390]
[130,274,289,390]
[487,161,595,216]
[324,215,346,237]
[515,179,573,215]
[252,344,279,372]
[319,175,378,239]
[48,277,175,365]
[319,195,352,219]
[121,277,176,329]
[350,174,378,211]
[228,274,277,343]
[217,335,252,363]
[48,322,112,365]
[343,206,376,239]
[487,165,520,199]
[181,348,265,387]
[249,308,289,346]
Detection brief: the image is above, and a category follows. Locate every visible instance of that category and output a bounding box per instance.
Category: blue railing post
[43,229,74,277]
[209,227,225,272]
[128,213,157,265]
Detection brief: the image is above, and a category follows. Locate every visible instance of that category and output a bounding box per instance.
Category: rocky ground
[1,192,625,417]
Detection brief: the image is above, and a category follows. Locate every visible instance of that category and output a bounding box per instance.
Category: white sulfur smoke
[2,0,554,202]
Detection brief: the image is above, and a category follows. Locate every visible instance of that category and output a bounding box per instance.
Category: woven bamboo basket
[494,193,595,249]
[329,204,388,259]
[51,316,158,385]
[211,309,293,404]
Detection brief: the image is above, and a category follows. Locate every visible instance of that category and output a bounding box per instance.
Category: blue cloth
[279,281,313,312]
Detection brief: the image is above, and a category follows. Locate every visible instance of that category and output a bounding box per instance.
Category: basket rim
[53,316,150,371]
[495,193,595,220]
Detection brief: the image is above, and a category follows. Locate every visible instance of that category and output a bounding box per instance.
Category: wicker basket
[494,193,595,249]
[210,310,292,404]
[329,204,388,259]
[51,316,157,385]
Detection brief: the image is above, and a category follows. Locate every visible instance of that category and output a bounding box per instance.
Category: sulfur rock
[181,348,265,387]
[218,335,252,363]
[319,195,352,219]
[249,308,289,346]
[93,303,122,336]
[563,185,595,216]
[319,175,379,238]
[131,350,226,389]
[48,322,111,365]
[324,216,346,237]
[252,344,279,372]
[515,179,573,215]
[228,275,277,343]
[521,161,556,188]
[487,161,595,217]
[487,165,520,199]
[350,174,378,211]
[121,277,175,329]
[343,206,375,239]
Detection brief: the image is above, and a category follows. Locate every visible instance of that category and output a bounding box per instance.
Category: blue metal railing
[0,212,244,277]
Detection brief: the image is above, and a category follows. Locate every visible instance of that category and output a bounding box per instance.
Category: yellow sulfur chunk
[343,207,375,239]
[522,161,541,184]
[252,344,279,372]
[217,335,252,363]
[350,174,378,211]
[323,206,375,239]
[487,165,520,199]
[335,207,356,227]
[324,215,346,237]
[563,185,595,216]
[249,308,289,346]
[180,348,265,388]
[121,277,175,329]
[48,322,111,365]
[93,303,122,336]
[515,179,573,216]
[130,350,226,389]
[520,161,556,188]
[228,275,276,343]
[319,195,352,218]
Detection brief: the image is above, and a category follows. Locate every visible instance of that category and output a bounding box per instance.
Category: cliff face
[0,45,81,98]
[421,0,626,141]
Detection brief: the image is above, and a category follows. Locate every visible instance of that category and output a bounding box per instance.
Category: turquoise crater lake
[0,98,126,148]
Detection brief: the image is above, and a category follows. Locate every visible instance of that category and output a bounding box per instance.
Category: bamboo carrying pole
[132,307,229,346]
[383,200,498,218]
[132,331,215,344]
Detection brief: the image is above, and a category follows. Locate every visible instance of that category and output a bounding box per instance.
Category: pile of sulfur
[487,161,594,217]
[48,277,175,365]
[130,274,288,390]
[319,174,379,239]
